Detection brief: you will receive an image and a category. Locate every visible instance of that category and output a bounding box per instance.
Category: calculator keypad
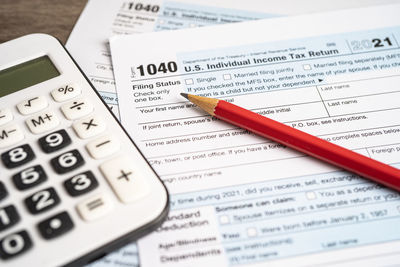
[37,211,74,240]
[64,171,98,197]
[0,76,155,264]
[50,149,85,174]
[38,129,71,153]
[24,188,60,215]
[0,205,20,232]
[1,144,35,169]
[12,165,48,191]
[0,230,32,260]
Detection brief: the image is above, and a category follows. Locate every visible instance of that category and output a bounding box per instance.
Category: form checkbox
[306,191,317,200]
[158,20,165,25]
[189,23,197,28]
[303,64,312,70]
[247,227,258,237]
[185,78,194,85]
[397,205,400,213]
[219,215,230,225]
[223,74,232,80]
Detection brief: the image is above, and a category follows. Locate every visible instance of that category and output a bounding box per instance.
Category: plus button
[117,169,133,182]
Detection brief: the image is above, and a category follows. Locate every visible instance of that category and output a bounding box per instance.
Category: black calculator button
[24,187,60,215]
[64,171,98,197]
[38,211,74,240]
[39,129,71,153]
[0,205,20,232]
[1,144,35,169]
[0,230,32,260]
[12,165,47,191]
[0,182,7,202]
[50,149,85,174]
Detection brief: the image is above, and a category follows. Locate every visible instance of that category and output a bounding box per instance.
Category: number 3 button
[64,171,98,197]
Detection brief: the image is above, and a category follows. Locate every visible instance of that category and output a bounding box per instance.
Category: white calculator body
[0,34,169,266]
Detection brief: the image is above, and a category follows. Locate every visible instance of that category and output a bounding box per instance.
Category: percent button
[51,84,81,102]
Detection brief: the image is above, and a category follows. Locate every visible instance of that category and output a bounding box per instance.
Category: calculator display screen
[0,56,60,97]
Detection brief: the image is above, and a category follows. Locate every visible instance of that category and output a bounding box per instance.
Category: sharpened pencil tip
[180,93,189,99]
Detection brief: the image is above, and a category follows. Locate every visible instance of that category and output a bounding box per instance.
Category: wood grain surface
[0,0,87,44]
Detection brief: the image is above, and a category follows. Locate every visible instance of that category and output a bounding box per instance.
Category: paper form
[110,4,400,267]
[66,0,397,118]
[66,0,277,119]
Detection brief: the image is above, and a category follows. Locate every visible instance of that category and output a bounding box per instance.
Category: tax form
[110,4,400,267]
[66,0,397,118]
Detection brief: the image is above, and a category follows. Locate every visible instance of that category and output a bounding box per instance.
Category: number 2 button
[39,129,71,153]
[51,149,85,174]
[25,188,60,214]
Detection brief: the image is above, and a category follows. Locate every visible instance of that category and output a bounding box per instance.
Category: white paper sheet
[66,0,398,118]
[110,4,400,267]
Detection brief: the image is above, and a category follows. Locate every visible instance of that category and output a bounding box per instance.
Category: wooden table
[0,0,87,44]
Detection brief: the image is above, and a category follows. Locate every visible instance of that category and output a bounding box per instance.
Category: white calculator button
[61,98,94,120]
[100,156,150,203]
[86,135,120,159]
[76,193,113,221]
[17,96,48,115]
[25,110,60,134]
[0,109,13,126]
[51,84,81,102]
[0,124,24,148]
[73,115,106,139]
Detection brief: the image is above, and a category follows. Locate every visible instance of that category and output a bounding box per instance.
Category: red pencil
[181,93,400,191]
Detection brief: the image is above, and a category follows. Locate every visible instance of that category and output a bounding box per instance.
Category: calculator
[0,34,169,266]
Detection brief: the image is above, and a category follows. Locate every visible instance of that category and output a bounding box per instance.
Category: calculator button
[0,109,13,126]
[0,230,32,260]
[12,165,47,191]
[61,98,94,120]
[0,182,7,202]
[73,115,106,139]
[50,149,85,174]
[76,193,113,221]
[0,124,24,149]
[64,171,98,197]
[51,84,81,102]
[1,144,35,169]
[25,110,60,134]
[17,96,48,115]
[38,129,71,153]
[38,211,74,240]
[0,205,20,232]
[25,187,60,215]
[86,135,120,159]
[100,156,150,203]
